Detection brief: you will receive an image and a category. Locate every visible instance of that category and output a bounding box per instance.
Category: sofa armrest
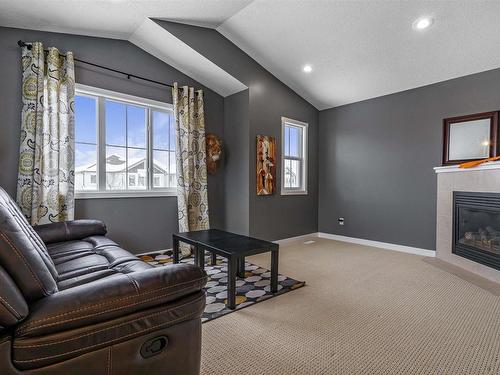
[34,220,107,244]
[16,264,207,338]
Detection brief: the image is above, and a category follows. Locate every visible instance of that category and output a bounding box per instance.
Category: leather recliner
[0,187,207,374]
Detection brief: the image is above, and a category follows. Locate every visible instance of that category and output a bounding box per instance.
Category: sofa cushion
[34,220,107,245]
[44,236,154,289]
[0,187,58,301]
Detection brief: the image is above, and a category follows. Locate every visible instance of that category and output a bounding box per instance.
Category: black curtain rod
[17,40,174,89]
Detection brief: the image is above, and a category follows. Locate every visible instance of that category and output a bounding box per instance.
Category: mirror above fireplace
[442,111,499,166]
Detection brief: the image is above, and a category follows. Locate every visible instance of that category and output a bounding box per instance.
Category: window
[281,117,308,195]
[74,84,176,198]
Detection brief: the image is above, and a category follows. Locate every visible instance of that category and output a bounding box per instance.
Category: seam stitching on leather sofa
[19,276,206,326]
[6,201,56,272]
[14,294,205,348]
[125,274,140,294]
[0,295,21,319]
[48,243,92,251]
[63,222,70,241]
[13,303,202,362]
[18,281,205,336]
[0,233,48,295]
[107,347,112,375]
[6,202,45,252]
[16,278,206,335]
[0,336,11,345]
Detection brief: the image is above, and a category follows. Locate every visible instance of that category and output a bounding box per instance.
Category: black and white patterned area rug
[139,252,306,322]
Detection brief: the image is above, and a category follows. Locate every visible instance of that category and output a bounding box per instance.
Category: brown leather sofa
[0,187,207,374]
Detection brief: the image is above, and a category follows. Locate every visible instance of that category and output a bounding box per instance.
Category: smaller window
[90,174,97,184]
[281,117,308,195]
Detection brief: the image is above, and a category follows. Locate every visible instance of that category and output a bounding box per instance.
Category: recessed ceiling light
[303,65,312,73]
[413,16,433,30]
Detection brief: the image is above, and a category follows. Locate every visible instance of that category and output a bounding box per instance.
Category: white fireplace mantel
[434,161,500,174]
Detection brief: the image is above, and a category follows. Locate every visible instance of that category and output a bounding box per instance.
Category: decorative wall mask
[206,133,223,174]
[256,135,276,195]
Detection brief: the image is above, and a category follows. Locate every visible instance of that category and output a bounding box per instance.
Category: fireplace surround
[453,191,500,270]
[435,161,500,283]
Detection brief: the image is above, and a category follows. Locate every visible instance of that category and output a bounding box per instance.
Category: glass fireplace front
[453,191,500,270]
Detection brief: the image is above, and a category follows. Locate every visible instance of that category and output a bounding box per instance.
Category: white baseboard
[317,232,436,257]
[273,232,319,245]
[135,233,435,258]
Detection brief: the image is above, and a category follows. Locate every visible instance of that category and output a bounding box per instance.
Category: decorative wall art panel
[256,135,276,195]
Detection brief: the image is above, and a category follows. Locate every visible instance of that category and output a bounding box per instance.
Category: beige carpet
[201,237,500,375]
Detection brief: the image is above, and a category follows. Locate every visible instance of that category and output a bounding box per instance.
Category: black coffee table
[173,229,279,309]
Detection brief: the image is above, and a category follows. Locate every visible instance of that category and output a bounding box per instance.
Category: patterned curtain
[172,83,210,257]
[17,42,75,225]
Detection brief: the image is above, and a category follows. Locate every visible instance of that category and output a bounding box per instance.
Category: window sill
[281,189,308,196]
[75,190,177,199]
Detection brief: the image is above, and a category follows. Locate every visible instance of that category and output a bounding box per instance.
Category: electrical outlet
[338,217,345,226]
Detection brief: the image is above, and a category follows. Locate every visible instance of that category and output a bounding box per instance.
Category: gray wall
[223,90,250,234]
[157,20,319,241]
[0,26,224,253]
[319,67,500,251]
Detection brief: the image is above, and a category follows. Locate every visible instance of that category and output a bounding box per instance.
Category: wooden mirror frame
[442,111,499,166]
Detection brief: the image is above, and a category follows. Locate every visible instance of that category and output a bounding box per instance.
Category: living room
[0,1,499,374]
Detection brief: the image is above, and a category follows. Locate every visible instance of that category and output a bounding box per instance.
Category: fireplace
[453,191,500,270]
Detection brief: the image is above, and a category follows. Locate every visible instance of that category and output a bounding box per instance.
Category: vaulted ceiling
[2,1,500,109]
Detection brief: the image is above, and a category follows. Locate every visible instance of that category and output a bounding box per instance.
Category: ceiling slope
[129,19,246,97]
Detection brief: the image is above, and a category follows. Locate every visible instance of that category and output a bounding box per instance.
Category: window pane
[128,174,136,187]
[127,105,146,148]
[75,95,97,144]
[284,159,290,188]
[153,150,168,188]
[105,100,126,146]
[284,125,290,156]
[128,148,147,190]
[106,146,126,190]
[75,143,97,191]
[153,111,169,150]
[284,158,300,188]
[169,114,176,150]
[169,151,177,187]
[289,126,301,157]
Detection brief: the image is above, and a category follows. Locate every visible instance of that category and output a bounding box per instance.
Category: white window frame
[75,84,176,199]
[281,117,308,195]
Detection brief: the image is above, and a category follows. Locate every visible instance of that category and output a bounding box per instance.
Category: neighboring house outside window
[281,117,308,195]
[74,84,176,198]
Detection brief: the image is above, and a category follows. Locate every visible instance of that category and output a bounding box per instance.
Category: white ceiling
[0,0,252,39]
[218,1,500,109]
[2,1,500,109]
